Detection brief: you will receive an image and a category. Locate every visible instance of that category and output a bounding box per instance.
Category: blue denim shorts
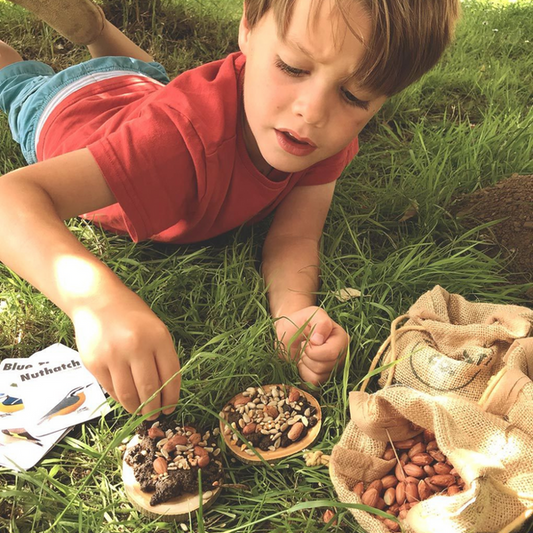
[0,56,169,164]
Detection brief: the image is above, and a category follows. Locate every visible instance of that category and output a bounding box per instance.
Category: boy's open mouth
[275,129,317,157]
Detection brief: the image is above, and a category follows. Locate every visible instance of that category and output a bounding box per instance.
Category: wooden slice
[220,384,322,464]
[122,436,221,522]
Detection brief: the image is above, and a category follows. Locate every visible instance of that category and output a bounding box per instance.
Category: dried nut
[387,504,400,517]
[450,468,459,476]
[383,487,396,506]
[322,509,337,525]
[367,479,383,493]
[287,421,304,441]
[392,439,415,449]
[381,475,399,490]
[405,476,420,484]
[264,405,278,418]
[148,427,165,439]
[395,462,406,482]
[423,429,436,443]
[408,442,426,458]
[353,481,365,497]
[426,440,439,451]
[376,498,386,511]
[197,454,210,468]
[233,394,248,407]
[434,462,452,475]
[403,463,424,478]
[424,478,441,493]
[153,457,168,474]
[396,482,406,505]
[400,452,409,463]
[361,488,380,507]
[383,447,396,461]
[456,478,466,488]
[399,506,408,520]
[194,445,208,457]
[429,450,447,462]
[243,422,257,435]
[447,484,461,496]
[189,433,202,445]
[183,425,197,434]
[383,518,400,532]
[418,479,432,500]
[405,482,419,503]
[424,465,436,477]
[288,389,301,403]
[410,453,433,466]
[163,434,188,451]
[430,474,456,487]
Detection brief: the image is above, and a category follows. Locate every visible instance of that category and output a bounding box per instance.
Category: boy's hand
[274,306,349,385]
[72,289,181,419]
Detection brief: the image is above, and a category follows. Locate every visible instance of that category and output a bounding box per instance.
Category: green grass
[1,0,533,531]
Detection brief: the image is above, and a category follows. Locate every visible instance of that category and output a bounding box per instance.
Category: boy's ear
[238,4,251,55]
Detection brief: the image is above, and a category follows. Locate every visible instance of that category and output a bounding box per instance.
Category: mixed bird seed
[124,419,223,506]
[220,385,319,455]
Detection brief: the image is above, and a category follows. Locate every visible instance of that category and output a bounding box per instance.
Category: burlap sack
[330,386,533,533]
[368,286,533,401]
[479,337,533,440]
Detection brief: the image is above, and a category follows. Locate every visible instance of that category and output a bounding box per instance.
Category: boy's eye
[275,57,307,77]
[341,88,370,110]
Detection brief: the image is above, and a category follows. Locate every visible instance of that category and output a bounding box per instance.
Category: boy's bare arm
[0,149,180,417]
[262,182,349,385]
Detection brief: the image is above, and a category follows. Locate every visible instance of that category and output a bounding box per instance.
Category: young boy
[0,0,460,418]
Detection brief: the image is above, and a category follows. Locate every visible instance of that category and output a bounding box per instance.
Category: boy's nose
[291,85,329,127]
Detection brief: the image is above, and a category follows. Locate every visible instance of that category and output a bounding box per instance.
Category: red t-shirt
[38,52,358,243]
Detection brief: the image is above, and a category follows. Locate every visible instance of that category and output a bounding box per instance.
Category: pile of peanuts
[353,429,465,532]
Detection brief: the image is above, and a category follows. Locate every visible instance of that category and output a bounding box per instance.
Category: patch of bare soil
[450,174,533,283]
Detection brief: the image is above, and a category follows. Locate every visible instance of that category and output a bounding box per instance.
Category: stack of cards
[0,343,110,470]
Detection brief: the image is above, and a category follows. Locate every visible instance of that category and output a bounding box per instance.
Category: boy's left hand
[274,306,349,385]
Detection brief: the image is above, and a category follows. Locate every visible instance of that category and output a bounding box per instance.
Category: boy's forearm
[262,234,321,318]
[0,175,126,318]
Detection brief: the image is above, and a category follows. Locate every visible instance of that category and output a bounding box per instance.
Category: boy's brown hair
[244,0,461,96]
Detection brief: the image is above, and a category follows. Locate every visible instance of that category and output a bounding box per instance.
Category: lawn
[0,0,532,531]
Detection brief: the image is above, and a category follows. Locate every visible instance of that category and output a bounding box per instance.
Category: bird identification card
[3,344,110,438]
[0,360,70,470]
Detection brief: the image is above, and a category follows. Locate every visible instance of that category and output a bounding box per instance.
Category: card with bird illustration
[4,344,110,438]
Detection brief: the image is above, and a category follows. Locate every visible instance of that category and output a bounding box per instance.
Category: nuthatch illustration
[37,384,91,425]
[0,392,24,413]
[0,428,42,446]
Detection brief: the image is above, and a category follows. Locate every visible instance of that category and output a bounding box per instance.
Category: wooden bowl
[122,435,222,521]
[220,384,322,464]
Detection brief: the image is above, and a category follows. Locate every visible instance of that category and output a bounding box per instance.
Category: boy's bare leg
[0,41,23,70]
[87,20,154,62]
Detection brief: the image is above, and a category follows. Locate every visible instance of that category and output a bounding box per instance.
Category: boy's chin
[263,155,316,174]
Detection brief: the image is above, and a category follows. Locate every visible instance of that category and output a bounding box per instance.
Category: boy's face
[239,0,387,174]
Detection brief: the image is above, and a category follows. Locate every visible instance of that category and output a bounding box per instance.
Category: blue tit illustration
[0,392,24,413]
[37,384,91,425]
[0,428,42,446]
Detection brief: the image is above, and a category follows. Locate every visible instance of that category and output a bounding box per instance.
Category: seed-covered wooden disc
[220,384,322,464]
[122,435,222,522]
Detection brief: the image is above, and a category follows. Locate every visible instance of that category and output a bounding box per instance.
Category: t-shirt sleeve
[86,105,200,242]
[296,138,359,187]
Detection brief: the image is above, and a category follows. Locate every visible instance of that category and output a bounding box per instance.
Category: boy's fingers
[132,358,163,419]
[111,366,141,414]
[155,350,181,415]
[297,362,330,385]
[304,326,349,363]
[94,366,116,400]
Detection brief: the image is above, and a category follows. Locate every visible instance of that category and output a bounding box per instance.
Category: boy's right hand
[72,288,181,418]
